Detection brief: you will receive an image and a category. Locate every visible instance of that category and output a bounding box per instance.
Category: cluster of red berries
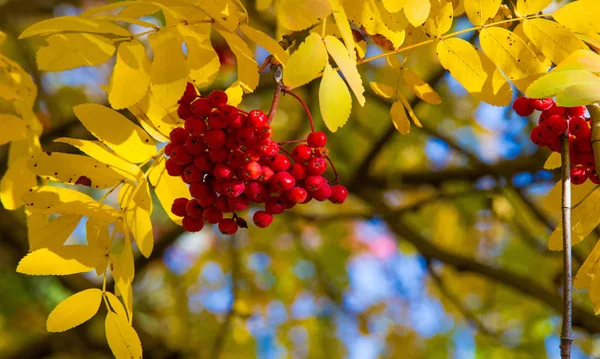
[513,97,599,185]
[164,83,348,234]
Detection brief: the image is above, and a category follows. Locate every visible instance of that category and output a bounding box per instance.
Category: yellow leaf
[402,68,441,104]
[47,289,103,332]
[19,16,130,39]
[1,136,40,210]
[86,218,111,260]
[556,83,600,107]
[55,138,142,181]
[516,0,551,16]
[0,31,6,47]
[17,245,104,275]
[382,0,405,13]
[324,35,366,106]
[319,63,352,132]
[542,181,596,221]
[28,151,126,189]
[554,49,600,74]
[129,91,180,139]
[553,0,600,34]
[138,118,169,143]
[105,311,143,359]
[329,0,355,58]
[464,0,501,26]
[115,280,133,323]
[149,156,189,225]
[0,114,27,145]
[479,27,546,92]
[404,0,430,27]
[283,33,328,89]
[525,69,600,99]
[522,19,588,65]
[177,24,219,88]
[29,214,82,251]
[216,29,259,94]
[369,82,396,99]
[74,104,155,163]
[386,54,403,69]
[279,0,332,30]
[436,38,512,106]
[149,30,189,108]
[23,186,121,223]
[105,292,128,320]
[0,54,38,106]
[398,93,422,127]
[119,181,154,258]
[549,189,600,250]
[390,100,410,134]
[225,81,244,107]
[240,24,289,65]
[543,152,561,170]
[575,239,600,289]
[423,0,453,37]
[89,15,159,29]
[344,0,406,49]
[36,33,116,72]
[195,0,240,32]
[112,239,135,289]
[108,40,151,110]
[577,33,600,53]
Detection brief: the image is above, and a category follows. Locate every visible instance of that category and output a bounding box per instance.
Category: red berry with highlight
[170,145,193,166]
[171,198,189,217]
[203,129,226,149]
[248,110,267,127]
[218,218,238,235]
[307,157,327,175]
[170,127,189,145]
[330,185,348,204]
[512,97,533,117]
[570,117,591,139]
[185,199,204,219]
[286,187,307,203]
[209,90,228,108]
[271,154,291,172]
[191,98,212,118]
[292,144,313,163]
[253,211,273,228]
[290,163,307,180]
[307,132,327,148]
[571,166,588,185]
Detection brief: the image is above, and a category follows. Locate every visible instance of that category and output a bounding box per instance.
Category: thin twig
[560,132,573,359]
[282,88,315,132]
[267,81,283,124]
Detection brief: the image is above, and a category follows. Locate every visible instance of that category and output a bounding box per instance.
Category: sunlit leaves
[177,24,220,88]
[240,24,289,65]
[36,33,116,72]
[516,0,551,16]
[390,100,410,134]
[556,83,600,107]
[329,0,355,57]
[344,0,406,49]
[436,38,512,106]
[404,0,430,27]
[0,114,27,145]
[382,0,405,13]
[73,104,155,163]
[225,81,244,107]
[119,181,154,258]
[216,29,259,93]
[283,33,328,89]
[423,0,453,37]
[464,0,501,26]
[548,189,600,250]
[47,289,103,332]
[525,70,600,99]
[278,0,332,30]
[109,40,151,110]
[129,91,180,139]
[17,245,104,275]
[324,35,365,105]
[553,0,600,34]
[29,214,82,251]
[543,152,561,170]
[105,311,143,359]
[522,19,588,65]
[319,64,352,132]
[149,30,189,108]
[369,82,396,98]
[19,16,130,39]
[149,156,190,225]
[555,50,600,73]
[402,68,441,104]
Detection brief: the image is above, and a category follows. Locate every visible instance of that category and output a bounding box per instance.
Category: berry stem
[282,88,315,132]
[267,82,283,124]
[325,156,340,184]
[278,139,307,145]
[559,132,573,359]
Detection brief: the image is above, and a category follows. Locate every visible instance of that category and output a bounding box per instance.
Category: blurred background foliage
[1,0,599,358]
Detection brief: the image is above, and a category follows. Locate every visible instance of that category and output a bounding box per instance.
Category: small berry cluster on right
[513,97,600,185]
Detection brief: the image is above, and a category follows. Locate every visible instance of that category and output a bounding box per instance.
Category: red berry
[329,185,348,204]
[271,154,291,172]
[571,166,588,185]
[214,163,234,180]
[183,164,204,183]
[258,165,275,183]
[530,126,547,146]
[236,127,259,146]
[570,116,591,139]
[194,153,214,171]
[257,125,272,139]
[292,145,313,163]
[208,90,228,108]
[208,112,228,129]
[171,198,189,217]
[228,150,246,168]
[197,192,217,207]
[165,143,175,157]
[229,114,246,130]
[218,218,238,235]
[567,106,586,118]
[218,105,239,123]
[574,136,592,153]
[307,132,327,147]
[203,129,226,149]
[248,110,267,127]
[240,161,262,181]
[244,181,269,203]
[223,179,245,197]
[244,148,263,163]
[578,153,595,168]
[170,127,189,145]
[589,168,600,184]
[185,135,207,155]
[270,171,296,193]
[544,115,568,135]
[529,98,554,111]
[203,206,223,224]
[312,183,332,201]
[184,116,207,136]
[170,145,193,165]
[305,175,325,191]
[225,135,242,151]
[253,211,273,228]
[258,139,279,157]
[512,97,533,117]
[286,187,307,203]
[166,159,184,176]
[290,163,307,180]
[544,104,566,117]
[265,197,285,214]
[179,83,197,105]
[306,157,327,175]
[185,199,204,219]
[228,195,250,211]
[178,104,193,119]
[191,98,212,118]
[209,148,230,163]
[182,216,205,232]
[189,182,212,199]
[216,195,232,213]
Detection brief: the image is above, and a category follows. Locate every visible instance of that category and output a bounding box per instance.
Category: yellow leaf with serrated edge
[549,189,600,250]
[29,214,82,251]
[390,101,410,134]
[516,0,551,16]
[479,27,546,92]
[55,138,142,181]
[575,239,600,289]
[329,0,355,58]
[556,83,600,107]
[149,156,189,225]
[81,0,183,24]
[129,91,180,139]
[112,239,135,290]
[86,219,111,273]
[284,33,328,89]
[36,33,116,72]
[195,0,240,32]
[423,0,453,37]
[279,0,332,30]
[436,38,512,106]
[177,24,219,88]
[216,29,259,93]
[105,292,128,319]
[28,152,126,189]
[525,70,600,99]
[19,16,130,39]
[119,181,154,258]
[74,104,155,163]
[523,19,588,65]
[225,81,244,107]
[109,40,151,110]
[402,68,441,104]
[105,311,142,359]
[240,24,289,65]
[320,63,352,132]
[464,0,500,26]
[344,0,406,49]
[555,50,600,73]
[17,245,104,275]
[324,35,366,106]
[369,82,396,99]
[23,186,121,223]
[0,114,27,145]
[116,280,133,323]
[149,30,189,108]
[138,118,169,143]
[543,152,561,170]
[543,181,596,221]
[383,0,405,13]
[553,0,600,34]
[47,289,103,332]
[404,0,430,27]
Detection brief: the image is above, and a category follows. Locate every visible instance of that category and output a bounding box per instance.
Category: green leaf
[525,69,600,99]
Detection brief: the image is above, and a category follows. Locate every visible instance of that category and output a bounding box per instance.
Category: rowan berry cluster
[513,97,599,185]
[164,83,348,234]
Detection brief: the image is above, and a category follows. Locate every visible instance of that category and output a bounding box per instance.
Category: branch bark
[560,133,573,358]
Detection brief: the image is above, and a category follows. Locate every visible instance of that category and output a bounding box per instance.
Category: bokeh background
[1,0,599,358]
